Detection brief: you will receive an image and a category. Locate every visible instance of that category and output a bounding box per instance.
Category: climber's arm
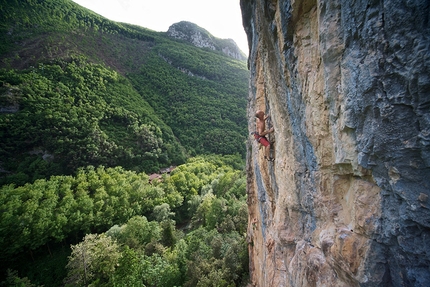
[259,127,274,136]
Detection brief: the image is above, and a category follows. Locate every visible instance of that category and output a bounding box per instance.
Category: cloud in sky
[72,0,249,56]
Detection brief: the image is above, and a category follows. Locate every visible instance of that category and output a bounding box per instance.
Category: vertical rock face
[241,0,430,286]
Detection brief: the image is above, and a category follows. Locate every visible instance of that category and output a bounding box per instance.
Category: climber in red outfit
[253,110,274,161]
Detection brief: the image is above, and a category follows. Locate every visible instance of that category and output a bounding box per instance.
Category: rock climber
[253,110,274,161]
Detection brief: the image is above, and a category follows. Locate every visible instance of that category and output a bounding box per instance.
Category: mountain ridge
[167,21,247,61]
[0,0,249,185]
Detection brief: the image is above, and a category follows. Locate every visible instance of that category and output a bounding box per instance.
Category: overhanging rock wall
[241,0,430,286]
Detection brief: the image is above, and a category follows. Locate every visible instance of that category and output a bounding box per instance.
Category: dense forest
[0,0,250,286]
[1,155,248,286]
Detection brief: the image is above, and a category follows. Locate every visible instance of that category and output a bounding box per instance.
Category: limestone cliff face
[241,0,430,286]
[167,21,247,61]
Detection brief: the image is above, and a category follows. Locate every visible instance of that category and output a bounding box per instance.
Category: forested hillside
[0,0,249,184]
[0,0,250,285]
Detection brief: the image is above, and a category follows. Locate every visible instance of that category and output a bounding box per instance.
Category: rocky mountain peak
[167,21,247,61]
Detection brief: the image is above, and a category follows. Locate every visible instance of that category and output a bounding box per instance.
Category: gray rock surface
[167,21,247,61]
[241,0,430,286]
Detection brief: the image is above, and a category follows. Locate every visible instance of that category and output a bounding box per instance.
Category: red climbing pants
[254,133,270,147]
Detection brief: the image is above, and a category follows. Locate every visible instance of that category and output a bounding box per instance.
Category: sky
[71,0,249,56]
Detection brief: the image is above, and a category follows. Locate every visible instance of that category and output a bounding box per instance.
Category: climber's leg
[265,145,274,161]
[260,136,274,161]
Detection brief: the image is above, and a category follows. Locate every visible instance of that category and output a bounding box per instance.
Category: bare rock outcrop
[241,0,430,286]
[167,21,247,61]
